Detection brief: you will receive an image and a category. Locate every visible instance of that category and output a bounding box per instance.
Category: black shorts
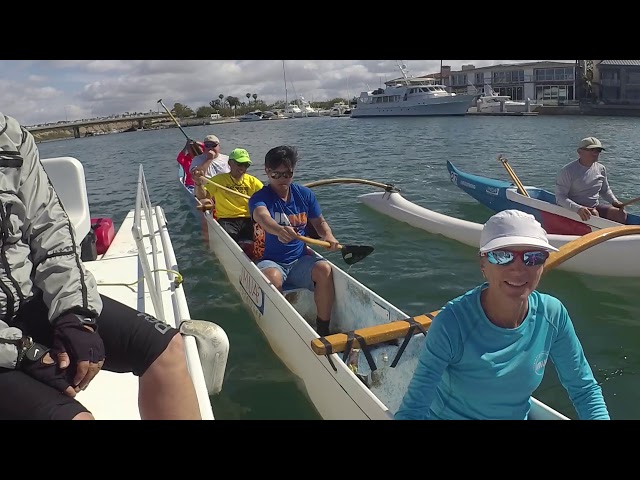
[218,217,254,242]
[0,294,179,420]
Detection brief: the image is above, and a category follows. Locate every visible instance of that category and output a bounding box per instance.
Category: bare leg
[596,205,627,224]
[72,412,95,420]
[607,207,628,224]
[138,334,201,420]
[261,267,284,291]
[312,261,334,321]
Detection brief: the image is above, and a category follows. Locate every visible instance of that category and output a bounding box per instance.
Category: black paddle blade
[340,245,374,265]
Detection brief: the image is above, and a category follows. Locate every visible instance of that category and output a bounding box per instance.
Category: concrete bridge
[27,113,171,138]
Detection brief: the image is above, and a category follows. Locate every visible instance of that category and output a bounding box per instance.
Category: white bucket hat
[480,210,559,253]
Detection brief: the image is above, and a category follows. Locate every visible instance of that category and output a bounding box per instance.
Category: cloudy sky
[0,60,573,126]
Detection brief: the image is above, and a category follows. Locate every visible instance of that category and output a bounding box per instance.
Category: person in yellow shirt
[197,148,264,243]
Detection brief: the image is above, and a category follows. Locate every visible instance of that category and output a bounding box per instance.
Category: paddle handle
[621,195,640,208]
[499,155,530,198]
[297,235,341,249]
[157,98,192,141]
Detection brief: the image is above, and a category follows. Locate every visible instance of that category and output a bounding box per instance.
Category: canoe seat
[41,156,91,241]
[310,313,434,356]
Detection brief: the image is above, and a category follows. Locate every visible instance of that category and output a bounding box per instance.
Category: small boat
[41,156,229,419]
[329,102,352,117]
[297,96,321,117]
[351,61,476,118]
[446,160,640,235]
[180,173,568,419]
[238,111,264,122]
[262,110,287,120]
[471,85,541,113]
[358,189,640,278]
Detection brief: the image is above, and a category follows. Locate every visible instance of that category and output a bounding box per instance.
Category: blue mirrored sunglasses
[480,249,549,267]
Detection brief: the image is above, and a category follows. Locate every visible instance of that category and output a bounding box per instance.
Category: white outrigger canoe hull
[182,178,567,419]
[358,191,640,278]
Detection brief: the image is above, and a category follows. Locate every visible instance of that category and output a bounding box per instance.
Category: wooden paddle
[621,195,640,208]
[297,235,374,265]
[157,98,195,143]
[158,98,203,158]
[498,154,530,197]
[195,176,251,207]
[310,224,640,355]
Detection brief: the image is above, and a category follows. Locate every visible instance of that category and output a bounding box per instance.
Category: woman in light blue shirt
[395,209,609,420]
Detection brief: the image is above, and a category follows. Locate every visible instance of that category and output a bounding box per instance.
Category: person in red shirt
[177,140,203,191]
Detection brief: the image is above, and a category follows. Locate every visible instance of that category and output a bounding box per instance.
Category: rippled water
[37,113,640,419]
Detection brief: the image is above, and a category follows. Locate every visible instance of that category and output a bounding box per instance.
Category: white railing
[130,165,219,418]
[131,165,166,323]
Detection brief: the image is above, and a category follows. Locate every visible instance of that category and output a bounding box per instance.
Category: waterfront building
[442,61,577,105]
[591,60,640,104]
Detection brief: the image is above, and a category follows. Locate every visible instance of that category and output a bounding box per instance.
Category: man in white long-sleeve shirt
[555,136,627,224]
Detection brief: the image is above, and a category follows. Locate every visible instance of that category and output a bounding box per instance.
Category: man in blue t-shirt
[249,145,340,337]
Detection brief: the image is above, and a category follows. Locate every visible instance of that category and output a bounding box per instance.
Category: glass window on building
[535,85,574,103]
[452,74,467,86]
[534,67,574,82]
[625,87,640,101]
[558,86,567,103]
[493,70,525,84]
[628,72,640,84]
[495,86,524,101]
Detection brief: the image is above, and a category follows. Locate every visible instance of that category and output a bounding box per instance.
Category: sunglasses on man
[204,142,219,148]
[268,169,294,179]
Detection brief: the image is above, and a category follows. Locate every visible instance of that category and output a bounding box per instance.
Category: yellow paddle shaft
[498,155,530,197]
[198,176,251,199]
[296,235,339,249]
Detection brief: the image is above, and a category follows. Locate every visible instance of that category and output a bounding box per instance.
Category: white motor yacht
[351,62,476,117]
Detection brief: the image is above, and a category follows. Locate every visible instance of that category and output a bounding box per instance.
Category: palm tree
[252,93,258,104]
[218,94,224,107]
[246,93,251,105]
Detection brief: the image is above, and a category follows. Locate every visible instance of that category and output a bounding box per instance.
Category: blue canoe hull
[446,160,640,235]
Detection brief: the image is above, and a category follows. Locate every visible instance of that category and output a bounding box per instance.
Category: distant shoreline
[31,117,240,143]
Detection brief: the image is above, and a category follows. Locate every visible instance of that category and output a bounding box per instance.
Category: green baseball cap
[229,148,252,165]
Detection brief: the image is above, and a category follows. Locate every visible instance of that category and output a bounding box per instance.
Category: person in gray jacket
[555,136,627,224]
[0,112,201,420]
